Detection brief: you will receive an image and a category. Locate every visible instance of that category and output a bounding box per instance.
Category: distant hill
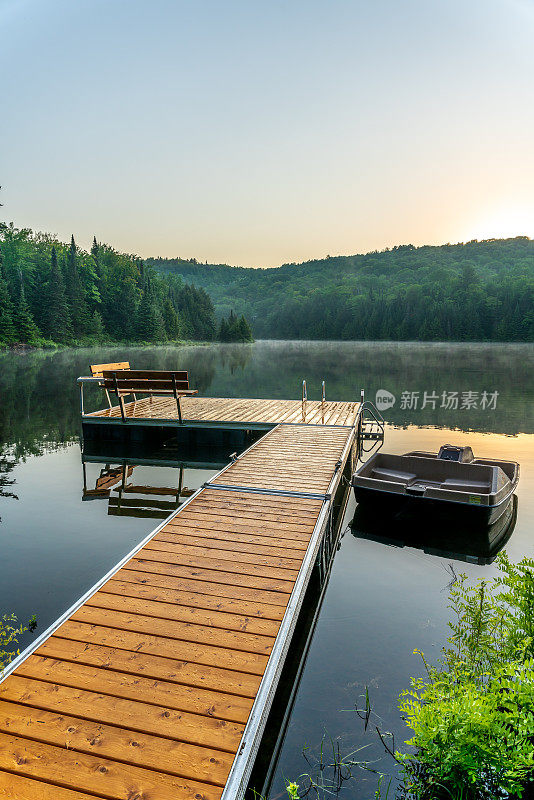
[148,238,534,342]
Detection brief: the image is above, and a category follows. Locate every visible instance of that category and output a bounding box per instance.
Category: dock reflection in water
[81,439,233,520]
[350,494,518,565]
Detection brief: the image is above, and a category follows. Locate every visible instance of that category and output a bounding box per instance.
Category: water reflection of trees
[0,449,17,521]
[0,340,531,499]
[204,341,534,435]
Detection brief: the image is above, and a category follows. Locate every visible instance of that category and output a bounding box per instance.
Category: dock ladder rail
[359,398,385,450]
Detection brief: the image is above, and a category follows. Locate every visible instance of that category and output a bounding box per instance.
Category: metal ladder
[357,395,385,461]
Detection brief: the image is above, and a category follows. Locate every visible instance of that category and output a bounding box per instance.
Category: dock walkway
[0,423,356,800]
[83,394,362,429]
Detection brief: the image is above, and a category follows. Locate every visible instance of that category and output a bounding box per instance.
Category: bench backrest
[90,361,130,377]
[101,369,190,393]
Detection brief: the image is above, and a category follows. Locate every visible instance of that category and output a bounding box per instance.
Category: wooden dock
[82,393,362,429]
[0,422,356,800]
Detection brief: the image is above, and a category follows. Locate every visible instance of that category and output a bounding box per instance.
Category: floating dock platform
[81,392,363,430]
[0,388,365,800]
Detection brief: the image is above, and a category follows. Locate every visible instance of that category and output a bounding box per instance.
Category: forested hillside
[149,238,534,341]
[0,223,252,347]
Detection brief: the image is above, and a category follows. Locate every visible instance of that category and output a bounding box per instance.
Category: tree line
[0,223,253,347]
[149,237,534,342]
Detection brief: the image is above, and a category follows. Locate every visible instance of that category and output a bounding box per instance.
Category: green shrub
[399,661,534,799]
[396,555,534,800]
[0,613,37,674]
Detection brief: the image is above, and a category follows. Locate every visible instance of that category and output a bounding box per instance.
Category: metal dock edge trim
[0,426,276,683]
[204,484,330,500]
[220,427,356,800]
[0,458,236,684]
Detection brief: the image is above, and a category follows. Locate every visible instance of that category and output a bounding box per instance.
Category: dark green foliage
[162,297,181,340]
[149,237,534,342]
[42,247,72,342]
[89,309,105,340]
[13,287,41,344]
[397,554,534,799]
[218,310,254,342]
[0,613,37,673]
[0,223,220,347]
[0,274,15,345]
[173,284,217,341]
[66,235,90,336]
[135,277,165,342]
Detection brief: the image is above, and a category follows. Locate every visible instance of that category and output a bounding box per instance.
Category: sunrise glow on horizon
[2,0,534,268]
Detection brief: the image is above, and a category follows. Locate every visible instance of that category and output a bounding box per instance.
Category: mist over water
[0,340,532,798]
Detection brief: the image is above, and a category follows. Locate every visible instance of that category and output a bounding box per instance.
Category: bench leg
[176,396,183,424]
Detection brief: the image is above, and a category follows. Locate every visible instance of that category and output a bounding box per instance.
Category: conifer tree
[67,235,89,337]
[43,247,71,342]
[238,314,253,342]
[162,297,181,340]
[0,273,15,344]
[135,277,164,341]
[90,309,105,340]
[218,317,229,342]
[13,284,41,344]
[91,236,100,275]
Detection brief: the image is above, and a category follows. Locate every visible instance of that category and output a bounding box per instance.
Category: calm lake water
[1,340,533,798]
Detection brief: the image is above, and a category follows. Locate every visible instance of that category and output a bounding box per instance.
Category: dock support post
[172,374,183,423]
[113,373,126,423]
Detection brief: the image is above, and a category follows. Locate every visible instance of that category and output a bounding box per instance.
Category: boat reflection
[350,494,517,565]
[81,440,230,520]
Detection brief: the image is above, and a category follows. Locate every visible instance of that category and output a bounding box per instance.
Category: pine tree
[42,247,72,342]
[91,236,100,275]
[90,309,105,340]
[238,314,253,342]
[13,284,41,344]
[228,309,238,338]
[135,285,159,341]
[0,273,15,344]
[162,297,181,340]
[218,317,229,342]
[66,235,89,337]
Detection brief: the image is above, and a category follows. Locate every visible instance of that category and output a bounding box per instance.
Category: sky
[1,0,534,267]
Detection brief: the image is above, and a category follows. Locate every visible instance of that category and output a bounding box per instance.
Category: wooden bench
[101,369,198,423]
[90,362,132,407]
[90,361,131,378]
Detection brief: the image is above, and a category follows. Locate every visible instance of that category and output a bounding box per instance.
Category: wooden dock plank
[143,540,303,570]
[36,637,263,697]
[131,546,300,577]
[88,394,361,428]
[85,591,282,637]
[0,772,97,800]
[115,569,292,607]
[71,606,276,656]
[0,732,223,800]
[0,701,233,786]
[45,620,271,674]
[152,532,307,560]
[16,655,255,723]
[0,676,246,751]
[0,422,354,798]
[100,578,287,621]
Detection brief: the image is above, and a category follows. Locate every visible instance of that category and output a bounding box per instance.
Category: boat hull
[350,494,517,564]
[352,485,512,526]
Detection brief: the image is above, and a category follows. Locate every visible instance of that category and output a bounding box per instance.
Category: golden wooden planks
[0,422,354,799]
[89,394,361,428]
